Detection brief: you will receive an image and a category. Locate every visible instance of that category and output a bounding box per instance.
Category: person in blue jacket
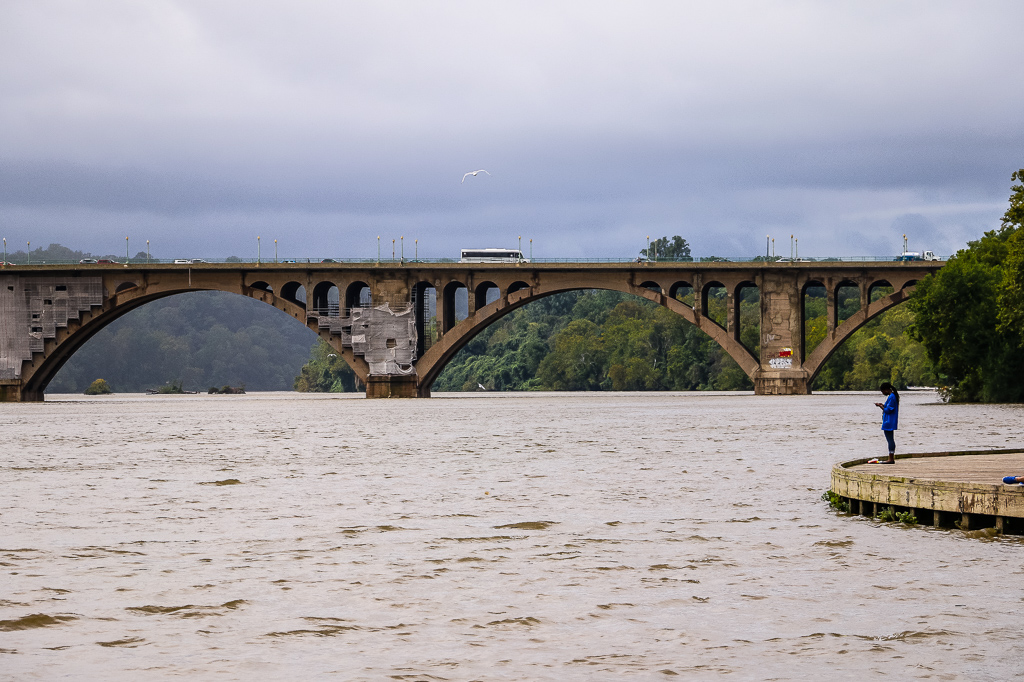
[873,382,899,464]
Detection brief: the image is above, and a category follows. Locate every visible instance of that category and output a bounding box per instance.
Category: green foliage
[640,235,691,261]
[878,506,917,524]
[821,490,850,513]
[84,378,112,395]
[208,385,246,394]
[895,510,918,524]
[293,339,359,392]
[434,290,754,392]
[4,243,137,265]
[907,170,1024,402]
[812,305,936,391]
[154,379,185,394]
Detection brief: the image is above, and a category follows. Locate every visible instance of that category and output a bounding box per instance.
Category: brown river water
[1,391,1022,680]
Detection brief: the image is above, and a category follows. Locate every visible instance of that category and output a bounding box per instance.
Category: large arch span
[415,276,759,395]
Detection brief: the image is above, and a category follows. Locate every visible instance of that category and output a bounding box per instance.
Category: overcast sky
[2,1,1022,260]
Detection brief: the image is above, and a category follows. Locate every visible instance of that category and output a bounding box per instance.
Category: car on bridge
[79,258,98,264]
[96,259,120,264]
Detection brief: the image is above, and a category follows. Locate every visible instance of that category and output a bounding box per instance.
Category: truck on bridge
[896,250,940,262]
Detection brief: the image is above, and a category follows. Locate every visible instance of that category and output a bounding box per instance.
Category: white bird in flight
[462,169,491,183]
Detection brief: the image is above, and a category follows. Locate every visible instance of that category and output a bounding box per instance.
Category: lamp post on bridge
[377,236,380,264]
[3,238,6,267]
[415,239,418,261]
[392,239,395,262]
[146,240,150,264]
[530,238,533,261]
[766,234,770,258]
[275,239,278,263]
[257,236,261,265]
[27,242,30,265]
[126,236,129,264]
[400,236,404,263]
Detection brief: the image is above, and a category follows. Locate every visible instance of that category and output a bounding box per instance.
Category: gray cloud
[2,1,1022,260]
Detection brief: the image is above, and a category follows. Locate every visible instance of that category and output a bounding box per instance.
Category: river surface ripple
[1,391,1022,680]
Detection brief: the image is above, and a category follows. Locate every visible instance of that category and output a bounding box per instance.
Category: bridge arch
[474,281,499,310]
[415,276,758,396]
[311,281,339,316]
[345,281,371,313]
[17,280,370,401]
[280,281,307,307]
[670,281,694,306]
[639,280,662,294]
[441,281,467,332]
[802,286,916,384]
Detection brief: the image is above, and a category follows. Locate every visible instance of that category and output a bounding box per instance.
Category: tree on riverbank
[293,339,359,392]
[909,169,1024,402]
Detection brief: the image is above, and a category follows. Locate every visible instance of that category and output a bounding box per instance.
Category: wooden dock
[831,448,1024,533]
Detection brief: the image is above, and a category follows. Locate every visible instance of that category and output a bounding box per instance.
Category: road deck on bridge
[831,449,1024,534]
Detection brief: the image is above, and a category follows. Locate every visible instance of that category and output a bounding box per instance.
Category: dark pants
[883,430,896,455]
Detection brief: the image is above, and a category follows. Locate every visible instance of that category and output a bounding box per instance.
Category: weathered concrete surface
[0,260,941,400]
[832,449,1024,518]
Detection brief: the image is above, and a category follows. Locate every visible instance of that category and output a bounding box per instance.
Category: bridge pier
[0,380,42,402]
[754,270,812,395]
[365,374,419,398]
[753,374,811,395]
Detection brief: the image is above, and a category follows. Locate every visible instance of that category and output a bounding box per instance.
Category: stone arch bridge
[0,260,942,401]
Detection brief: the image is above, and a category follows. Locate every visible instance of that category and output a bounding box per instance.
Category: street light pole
[126,236,129,263]
[275,239,278,263]
[27,242,30,265]
[772,238,775,258]
[766,234,770,258]
[392,239,395,262]
[530,238,533,260]
[400,236,404,263]
[2,238,5,266]
[415,239,418,261]
[257,236,261,265]
[377,236,380,264]
[147,240,150,264]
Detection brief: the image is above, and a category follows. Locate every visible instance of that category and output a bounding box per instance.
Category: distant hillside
[50,290,318,393]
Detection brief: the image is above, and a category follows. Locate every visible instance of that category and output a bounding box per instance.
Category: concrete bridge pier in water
[0,260,941,401]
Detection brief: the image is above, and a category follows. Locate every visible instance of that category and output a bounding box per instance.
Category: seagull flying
[462,169,491,183]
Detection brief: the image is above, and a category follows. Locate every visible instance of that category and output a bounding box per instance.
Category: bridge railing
[1,256,928,266]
